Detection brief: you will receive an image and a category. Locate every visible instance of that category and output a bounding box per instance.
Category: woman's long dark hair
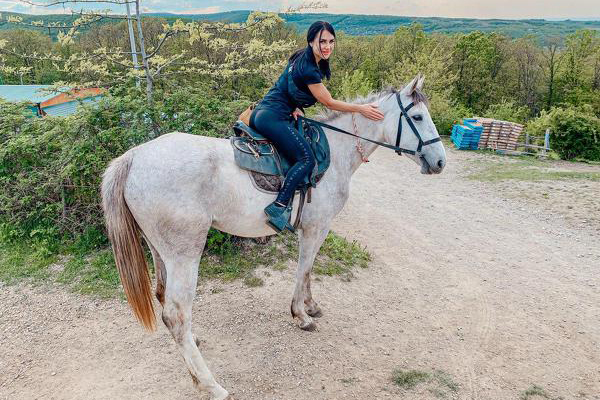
[289,21,335,80]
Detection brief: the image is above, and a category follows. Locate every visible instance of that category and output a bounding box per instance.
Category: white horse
[101,76,446,400]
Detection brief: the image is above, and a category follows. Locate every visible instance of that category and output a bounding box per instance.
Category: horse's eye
[412,115,423,122]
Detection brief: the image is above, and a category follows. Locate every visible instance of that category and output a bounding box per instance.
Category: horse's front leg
[304,274,322,317]
[291,225,330,331]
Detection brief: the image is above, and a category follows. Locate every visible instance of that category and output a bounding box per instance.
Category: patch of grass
[428,388,447,399]
[520,385,563,400]
[468,160,600,182]
[57,249,121,298]
[201,231,370,282]
[392,368,459,397]
[314,260,350,277]
[0,236,122,297]
[1,228,371,298]
[392,369,431,389]
[433,370,459,393]
[272,260,287,271]
[243,274,264,287]
[313,233,371,279]
[199,233,296,281]
[0,240,56,283]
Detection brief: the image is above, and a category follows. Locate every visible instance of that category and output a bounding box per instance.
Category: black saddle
[230,119,331,229]
[230,119,330,188]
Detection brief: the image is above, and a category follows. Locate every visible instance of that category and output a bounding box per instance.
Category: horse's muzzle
[420,156,445,175]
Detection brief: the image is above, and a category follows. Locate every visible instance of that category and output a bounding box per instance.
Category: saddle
[230,119,331,227]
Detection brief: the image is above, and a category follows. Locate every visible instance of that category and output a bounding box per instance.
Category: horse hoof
[306,308,323,318]
[299,320,317,331]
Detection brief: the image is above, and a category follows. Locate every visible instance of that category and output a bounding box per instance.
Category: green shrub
[561,87,600,118]
[337,70,375,100]
[526,106,600,161]
[429,94,472,136]
[484,100,530,124]
[0,87,248,243]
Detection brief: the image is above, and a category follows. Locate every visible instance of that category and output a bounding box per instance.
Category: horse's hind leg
[147,242,166,306]
[159,246,229,400]
[291,225,330,330]
[148,243,206,348]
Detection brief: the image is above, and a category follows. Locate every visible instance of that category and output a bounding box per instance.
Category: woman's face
[310,29,335,61]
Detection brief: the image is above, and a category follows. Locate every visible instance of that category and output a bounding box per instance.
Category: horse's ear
[401,75,421,96]
[416,74,425,91]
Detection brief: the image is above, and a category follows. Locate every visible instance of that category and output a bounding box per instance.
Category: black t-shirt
[291,47,323,93]
[256,46,323,117]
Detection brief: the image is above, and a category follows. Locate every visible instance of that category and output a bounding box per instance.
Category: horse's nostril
[437,160,445,169]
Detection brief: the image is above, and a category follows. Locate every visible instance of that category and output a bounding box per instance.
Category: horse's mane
[316,85,428,123]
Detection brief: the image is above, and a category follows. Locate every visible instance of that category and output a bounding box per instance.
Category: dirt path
[2,147,600,400]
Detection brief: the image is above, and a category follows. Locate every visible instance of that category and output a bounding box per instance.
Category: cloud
[321,0,600,19]
[27,6,74,15]
[177,6,222,14]
[4,0,599,19]
[2,0,74,15]
[1,1,19,11]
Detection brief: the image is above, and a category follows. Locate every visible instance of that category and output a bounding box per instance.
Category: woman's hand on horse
[292,108,304,120]
[359,103,385,121]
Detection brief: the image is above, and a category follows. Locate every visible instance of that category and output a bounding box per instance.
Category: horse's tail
[101,152,156,331]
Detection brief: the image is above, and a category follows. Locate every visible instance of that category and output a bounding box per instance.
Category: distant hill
[145,11,600,37]
[2,10,600,39]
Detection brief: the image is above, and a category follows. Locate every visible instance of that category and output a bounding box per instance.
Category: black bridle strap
[395,100,416,154]
[395,92,441,156]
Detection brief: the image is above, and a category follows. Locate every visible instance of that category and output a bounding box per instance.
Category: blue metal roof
[0,85,60,103]
[43,95,104,117]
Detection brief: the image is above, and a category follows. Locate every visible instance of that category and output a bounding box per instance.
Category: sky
[1,0,599,20]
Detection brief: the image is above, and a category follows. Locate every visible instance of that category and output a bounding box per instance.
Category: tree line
[1,15,599,123]
[1,9,599,250]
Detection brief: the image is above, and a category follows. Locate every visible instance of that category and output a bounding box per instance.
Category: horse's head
[380,75,446,174]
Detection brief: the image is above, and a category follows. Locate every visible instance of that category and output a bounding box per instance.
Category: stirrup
[264,202,293,233]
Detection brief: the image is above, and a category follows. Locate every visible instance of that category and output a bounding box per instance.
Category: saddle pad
[250,171,325,193]
[250,171,283,192]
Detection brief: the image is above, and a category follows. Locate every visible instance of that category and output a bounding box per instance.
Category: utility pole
[125,1,140,87]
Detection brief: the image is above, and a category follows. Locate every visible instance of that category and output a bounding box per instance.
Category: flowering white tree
[0,1,326,103]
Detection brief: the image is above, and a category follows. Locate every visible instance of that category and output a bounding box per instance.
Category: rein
[297,91,441,157]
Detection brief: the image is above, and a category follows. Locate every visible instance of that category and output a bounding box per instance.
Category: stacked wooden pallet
[475,118,523,151]
[451,119,484,150]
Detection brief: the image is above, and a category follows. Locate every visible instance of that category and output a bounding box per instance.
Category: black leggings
[250,108,316,206]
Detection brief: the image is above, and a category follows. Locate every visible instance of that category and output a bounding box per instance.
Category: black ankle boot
[264,202,293,233]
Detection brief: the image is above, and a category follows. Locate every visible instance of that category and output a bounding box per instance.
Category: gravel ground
[1,146,599,400]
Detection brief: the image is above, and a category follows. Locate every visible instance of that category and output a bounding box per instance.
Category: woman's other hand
[359,103,385,121]
[292,108,304,120]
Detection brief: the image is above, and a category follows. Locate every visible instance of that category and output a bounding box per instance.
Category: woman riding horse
[102,19,446,400]
[250,21,385,232]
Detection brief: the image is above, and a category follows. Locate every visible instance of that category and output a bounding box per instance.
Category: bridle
[297,90,441,157]
[393,91,441,156]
